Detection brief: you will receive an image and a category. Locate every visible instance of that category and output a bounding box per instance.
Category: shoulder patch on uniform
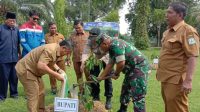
[188,35,196,45]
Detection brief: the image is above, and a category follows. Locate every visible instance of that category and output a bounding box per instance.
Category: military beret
[6,12,16,19]
[96,33,111,46]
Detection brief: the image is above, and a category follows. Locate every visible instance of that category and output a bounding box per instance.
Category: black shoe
[105,97,112,110]
[117,110,127,112]
[117,104,127,112]
[93,96,100,101]
[10,95,18,99]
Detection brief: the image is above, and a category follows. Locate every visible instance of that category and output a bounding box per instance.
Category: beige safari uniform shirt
[45,32,64,44]
[15,43,63,78]
[156,21,199,84]
[70,31,89,62]
[45,32,65,70]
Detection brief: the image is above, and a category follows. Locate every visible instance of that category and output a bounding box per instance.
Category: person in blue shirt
[0,12,21,101]
[19,10,45,57]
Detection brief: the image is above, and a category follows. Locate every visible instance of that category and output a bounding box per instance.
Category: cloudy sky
[119,0,132,34]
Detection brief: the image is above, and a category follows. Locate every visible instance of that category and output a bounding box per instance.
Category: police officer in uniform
[97,34,150,112]
[156,2,199,112]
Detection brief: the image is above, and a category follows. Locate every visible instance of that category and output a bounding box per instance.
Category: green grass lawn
[0,48,200,112]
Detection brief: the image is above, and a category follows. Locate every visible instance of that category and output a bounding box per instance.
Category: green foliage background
[54,0,68,37]
[133,0,150,50]
[102,10,120,22]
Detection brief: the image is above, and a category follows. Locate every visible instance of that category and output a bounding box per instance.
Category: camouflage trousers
[120,60,149,112]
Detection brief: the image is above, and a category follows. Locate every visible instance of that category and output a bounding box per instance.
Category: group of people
[0,1,199,112]
[0,10,69,111]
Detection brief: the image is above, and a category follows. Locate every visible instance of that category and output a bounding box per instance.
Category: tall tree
[185,3,200,33]
[133,0,150,49]
[151,9,166,46]
[54,0,68,37]
[148,0,199,47]
[101,10,119,22]
[126,0,200,47]
[0,0,54,25]
[65,0,125,22]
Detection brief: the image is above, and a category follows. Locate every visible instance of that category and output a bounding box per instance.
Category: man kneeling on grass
[97,34,150,112]
[15,40,72,112]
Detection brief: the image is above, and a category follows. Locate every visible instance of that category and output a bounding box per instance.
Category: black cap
[6,12,16,19]
[89,28,101,36]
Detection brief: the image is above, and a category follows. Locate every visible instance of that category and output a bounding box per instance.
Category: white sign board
[54,97,79,112]
[153,58,159,64]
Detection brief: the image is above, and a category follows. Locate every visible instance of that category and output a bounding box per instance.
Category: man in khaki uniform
[156,2,199,112]
[15,40,72,112]
[69,20,89,92]
[45,22,65,94]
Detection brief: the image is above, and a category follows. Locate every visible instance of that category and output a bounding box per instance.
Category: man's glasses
[33,17,39,21]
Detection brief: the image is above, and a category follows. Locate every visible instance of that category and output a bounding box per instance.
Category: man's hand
[112,75,119,80]
[18,54,22,60]
[80,62,85,72]
[182,57,197,94]
[181,79,192,94]
[97,76,104,81]
[112,73,120,80]
[56,73,65,82]
[65,59,71,67]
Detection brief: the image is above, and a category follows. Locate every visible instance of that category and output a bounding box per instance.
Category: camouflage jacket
[109,39,147,73]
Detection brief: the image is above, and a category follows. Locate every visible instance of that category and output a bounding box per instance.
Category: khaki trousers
[49,60,66,89]
[161,82,189,112]
[17,71,45,112]
[73,61,89,92]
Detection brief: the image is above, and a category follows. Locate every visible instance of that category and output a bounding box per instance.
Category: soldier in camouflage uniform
[97,34,150,112]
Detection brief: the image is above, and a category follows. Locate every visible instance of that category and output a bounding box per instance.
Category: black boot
[93,95,100,101]
[117,104,127,112]
[105,97,112,110]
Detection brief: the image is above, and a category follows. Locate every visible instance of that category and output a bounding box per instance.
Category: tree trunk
[133,0,150,50]
[157,24,161,47]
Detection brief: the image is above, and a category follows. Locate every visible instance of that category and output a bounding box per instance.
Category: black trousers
[0,62,18,100]
[90,61,113,98]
